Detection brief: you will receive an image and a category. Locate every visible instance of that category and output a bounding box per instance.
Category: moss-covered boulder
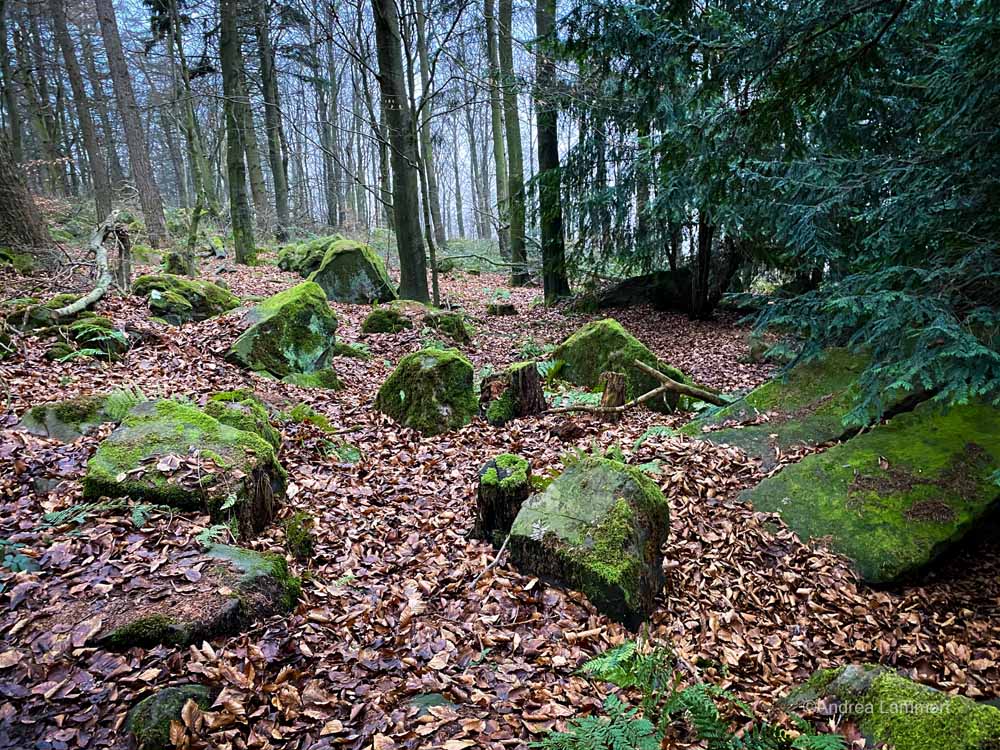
[681,349,880,468]
[19,394,113,442]
[487,302,517,316]
[307,238,397,303]
[508,456,670,629]
[2,293,81,331]
[204,391,281,450]
[551,318,688,413]
[100,544,300,650]
[374,347,477,435]
[361,304,412,334]
[784,665,1000,750]
[744,402,1000,584]
[425,309,471,343]
[126,685,213,750]
[133,274,239,325]
[83,400,285,539]
[281,368,344,390]
[225,281,338,378]
[0,247,33,275]
[277,235,343,276]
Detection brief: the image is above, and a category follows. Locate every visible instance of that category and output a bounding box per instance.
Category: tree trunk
[451,117,465,237]
[499,0,528,285]
[414,0,446,246]
[0,0,23,164]
[94,0,168,247]
[535,0,571,304]
[484,0,509,257]
[50,0,112,218]
[238,56,268,224]
[371,0,428,301]
[253,2,289,240]
[0,134,54,264]
[691,212,714,320]
[220,0,255,264]
[80,30,128,190]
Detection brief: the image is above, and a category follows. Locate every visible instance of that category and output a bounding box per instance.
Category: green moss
[745,402,1000,583]
[332,341,371,359]
[485,388,515,426]
[226,281,338,377]
[206,544,301,611]
[551,318,688,413]
[133,274,239,324]
[481,454,529,490]
[0,247,33,274]
[204,394,281,450]
[306,238,397,303]
[286,402,336,432]
[21,395,111,442]
[281,368,344,390]
[104,614,188,650]
[283,512,315,560]
[127,685,213,750]
[361,305,412,334]
[424,309,471,343]
[374,347,478,435]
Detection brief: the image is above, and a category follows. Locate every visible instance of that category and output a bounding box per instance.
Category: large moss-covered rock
[133,274,239,325]
[551,318,688,413]
[681,349,886,468]
[281,368,344,390]
[361,304,413,334]
[126,685,213,750]
[785,665,1000,750]
[307,238,397,303]
[19,394,113,442]
[277,235,343,276]
[744,402,1000,584]
[225,281,338,377]
[83,400,285,539]
[509,456,670,629]
[374,347,477,435]
[204,391,281,450]
[425,309,471,343]
[100,544,300,650]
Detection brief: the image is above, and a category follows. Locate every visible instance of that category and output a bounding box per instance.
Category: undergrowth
[535,640,846,750]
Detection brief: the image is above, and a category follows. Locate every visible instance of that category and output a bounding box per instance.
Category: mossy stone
[204,392,281,450]
[424,309,471,343]
[126,685,213,750]
[0,247,33,275]
[283,512,316,560]
[306,238,397,303]
[133,274,239,325]
[681,349,882,468]
[551,318,689,413]
[486,302,517,316]
[83,400,286,539]
[102,544,299,650]
[786,665,1000,750]
[508,456,670,629]
[281,368,344,390]
[277,235,343,276]
[226,281,338,377]
[19,394,112,442]
[361,304,412,334]
[744,401,1000,584]
[374,347,478,435]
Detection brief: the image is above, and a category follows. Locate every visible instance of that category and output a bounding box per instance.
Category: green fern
[533,695,659,750]
[104,385,147,421]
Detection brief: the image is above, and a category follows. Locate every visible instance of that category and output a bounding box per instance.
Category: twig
[53,211,120,318]
[472,533,511,588]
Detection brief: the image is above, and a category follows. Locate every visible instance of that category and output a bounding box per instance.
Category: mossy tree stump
[474,454,531,545]
[598,371,626,422]
[481,361,546,426]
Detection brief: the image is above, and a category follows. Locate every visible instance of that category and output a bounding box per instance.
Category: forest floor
[1,249,999,750]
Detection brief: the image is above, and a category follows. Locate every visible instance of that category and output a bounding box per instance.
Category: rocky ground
[1,253,999,750]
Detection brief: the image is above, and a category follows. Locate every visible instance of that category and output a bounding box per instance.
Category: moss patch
[744,402,1000,583]
[424,309,471,343]
[133,274,239,325]
[283,512,316,560]
[83,400,285,539]
[374,347,478,435]
[20,394,112,442]
[361,305,412,334]
[127,685,213,750]
[551,318,688,413]
[508,456,670,629]
[306,238,397,303]
[205,392,281,450]
[282,368,344,390]
[226,281,338,377]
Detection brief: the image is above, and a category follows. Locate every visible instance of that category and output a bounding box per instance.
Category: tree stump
[481,361,547,426]
[474,454,532,546]
[598,371,626,422]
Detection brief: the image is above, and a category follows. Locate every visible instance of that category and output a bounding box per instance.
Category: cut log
[474,454,531,546]
[598,371,626,422]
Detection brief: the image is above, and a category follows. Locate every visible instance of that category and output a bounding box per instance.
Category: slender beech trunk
[498,0,528,284]
[253,3,289,240]
[220,0,255,263]
[80,31,127,190]
[49,0,112,221]
[451,118,465,237]
[414,0,446,246]
[0,0,22,163]
[94,0,168,246]
[535,0,570,303]
[371,0,428,301]
[237,56,268,223]
[485,0,509,255]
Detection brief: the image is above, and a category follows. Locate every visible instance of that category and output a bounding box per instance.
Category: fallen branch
[472,532,511,588]
[547,360,730,415]
[53,211,119,319]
